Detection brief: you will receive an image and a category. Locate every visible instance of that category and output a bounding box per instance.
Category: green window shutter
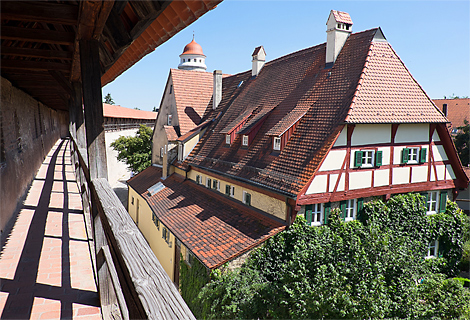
[439,192,447,213]
[375,151,383,167]
[305,205,312,224]
[225,185,230,196]
[207,178,211,188]
[420,148,427,163]
[196,175,200,184]
[420,192,429,208]
[324,203,331,225]
[402,148,410,164]
[340,201,346,221]
[246,193,251,206]
[354,151,363,167]
[357,198,364,222]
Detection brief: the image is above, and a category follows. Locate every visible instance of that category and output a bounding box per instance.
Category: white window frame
[226,134,231,145]
[243,191,252,206]
[311,203,323,226]
[345,198,357,222]
[273,137,281,151]
[167,114,172,126]
[242,135,249,146]
[160,147,164,158]
[408,147,420,164]
[178,143,183,162]
[361,150,374,168]
[426,191,439,215]
[206,177,212,188]
[212,179,220,191]
[230,186,235,197]
[426,240,438,259]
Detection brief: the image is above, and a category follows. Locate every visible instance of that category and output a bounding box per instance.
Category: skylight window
[237,81,244,88]
[148,182,165,196]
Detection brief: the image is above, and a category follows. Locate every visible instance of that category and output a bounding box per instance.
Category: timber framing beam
[1,1,79,25]
[1,26,75,45]
[1,60,71,73]
[1,46,73,60]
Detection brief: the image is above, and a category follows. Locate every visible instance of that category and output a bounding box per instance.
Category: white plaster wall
[337,174,345,191]
[377,147,391,166]
[333,127,347,147]
[374,169,389,187]
[329,174,338,192]
[319,150,346,171]
[392,167,410,185]
[351,124,391,146]
[432,145,448,161]
[306,175,328,194]
[349,171,372,190]
[395,124,429,143]
[393,146,404,165]
[411,166,428,183]
[446,164,456,180]
[436,165,446,180]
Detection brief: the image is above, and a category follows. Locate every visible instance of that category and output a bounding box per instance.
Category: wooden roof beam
[1,60,71,73]
[1,46,73,60]
[1,1,79,25]
[1,26,75,45]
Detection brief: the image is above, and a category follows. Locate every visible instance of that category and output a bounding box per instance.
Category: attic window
[242,135,249,146]
[225,134,231,145]
[167,114,172,126]
[345,24,350,30]
[273,137,281,151]
[442,104,447,116]
[148,182,165,196]
[237,81,244,88]
[337,23,341,29]
[169,85,173,94]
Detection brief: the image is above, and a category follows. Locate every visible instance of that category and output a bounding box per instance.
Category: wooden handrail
[69,136,195,320]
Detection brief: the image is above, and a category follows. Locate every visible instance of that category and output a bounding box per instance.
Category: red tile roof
[185,28,449,196]
[127,166,163,194]
[130,173,285,269]
[164,126,179,141]
[433,98,470,129]
[103,103,157,120]
[331,10,353,24]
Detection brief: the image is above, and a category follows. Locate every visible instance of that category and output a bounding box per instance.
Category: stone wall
[1,77,68,237]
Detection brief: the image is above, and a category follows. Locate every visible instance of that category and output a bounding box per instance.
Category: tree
[454,119,469,167]
[197,194,469,319]
[110,125,152,173]
[104,93,115,105]
[152,106,159,112]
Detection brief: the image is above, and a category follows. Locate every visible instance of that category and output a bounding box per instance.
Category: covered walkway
[0,139,100,319]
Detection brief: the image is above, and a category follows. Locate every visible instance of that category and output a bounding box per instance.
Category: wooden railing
[69,137,195,320]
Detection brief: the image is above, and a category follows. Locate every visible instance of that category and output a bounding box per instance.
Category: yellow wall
[187,169,287,221]
[128,186,175,281]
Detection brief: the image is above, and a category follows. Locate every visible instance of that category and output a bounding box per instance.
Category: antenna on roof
[192,31,195,40]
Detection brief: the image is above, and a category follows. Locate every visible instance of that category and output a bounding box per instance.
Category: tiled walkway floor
[0,139,101,319]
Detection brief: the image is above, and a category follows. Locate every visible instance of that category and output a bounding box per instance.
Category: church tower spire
[178,37,207,71]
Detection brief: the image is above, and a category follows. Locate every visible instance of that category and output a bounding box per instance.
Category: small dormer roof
[329,10,353,25]
[252,46,266,57]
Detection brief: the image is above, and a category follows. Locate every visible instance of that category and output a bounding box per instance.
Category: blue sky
[103,0,470,111]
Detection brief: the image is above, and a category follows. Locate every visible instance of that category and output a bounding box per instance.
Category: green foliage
[196,193,469,319]
[110,124,152,173]
[180,254,211,319]
[103,92,114,104]
[454,119,469,166]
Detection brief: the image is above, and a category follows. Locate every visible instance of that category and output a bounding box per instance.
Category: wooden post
[73,81,86,149]
[80,39,108,180]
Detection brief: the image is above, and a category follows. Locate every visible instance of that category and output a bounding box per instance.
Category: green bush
[180,254,211,318]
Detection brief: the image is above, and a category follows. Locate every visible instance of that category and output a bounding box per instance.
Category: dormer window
[225,134,231,145]
[242,135,249,146]
[167,114,172,126]
[337,23,341,29]
[273,137,281,151]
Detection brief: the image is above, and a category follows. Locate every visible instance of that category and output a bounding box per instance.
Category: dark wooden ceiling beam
[1,60,71,73]
[1,26,75,45]
[49,70,74,95]
[1,46,73,60]
[128,1,171,40]
[1,1,79,25]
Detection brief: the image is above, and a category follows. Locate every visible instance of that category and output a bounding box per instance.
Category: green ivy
[180,254,211,318]
[196,193,470,319]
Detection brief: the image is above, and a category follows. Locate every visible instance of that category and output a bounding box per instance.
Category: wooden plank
[80,39,108,181]
[1,46,73,60]
[72,82,87,150]
[1,59,71,72]
[1,1,79,25]
[1,26,75,45]
[49,70,73,95]
[92,178,196,320]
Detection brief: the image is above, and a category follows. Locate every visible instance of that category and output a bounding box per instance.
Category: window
[402,147,427,164]
[194,59,197,62]
[162,227,170,244]
[169,85,173,94]
[152,212,160,230]
[131,197,134,205]
[345,199,356,221]
[196,175,201,184]
[178,143,183,161]
[442,104,447,116]
[243,191,251,206]
[354,150,376,168]
[225,184,235,197]
[426,240,438,258]
[167,114,172,126]
[306,203,323,226]
[425,191,447,214]
[226,134,231,145]
[337,23,341,29]
[212,179,220,191]
[160,147,164,158]
[242,135,249,146]
[273,137,281,151]
[206,177,212,188]
[183,59,185,62]
[185,250,195,266]
[345,24,350,30]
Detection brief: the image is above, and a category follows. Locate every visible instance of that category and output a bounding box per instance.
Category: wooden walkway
[0,139,100,319]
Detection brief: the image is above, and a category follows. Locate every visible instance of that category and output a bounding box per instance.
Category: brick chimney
[213,70,222,110]
[326,10,353,67]
[252,46,266,77]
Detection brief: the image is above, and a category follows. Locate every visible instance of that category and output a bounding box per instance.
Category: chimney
[326,10,353,67]
[252,46,266,77]
[213,70,222,110]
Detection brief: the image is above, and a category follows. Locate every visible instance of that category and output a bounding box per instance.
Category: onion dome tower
[178,36,207,71]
